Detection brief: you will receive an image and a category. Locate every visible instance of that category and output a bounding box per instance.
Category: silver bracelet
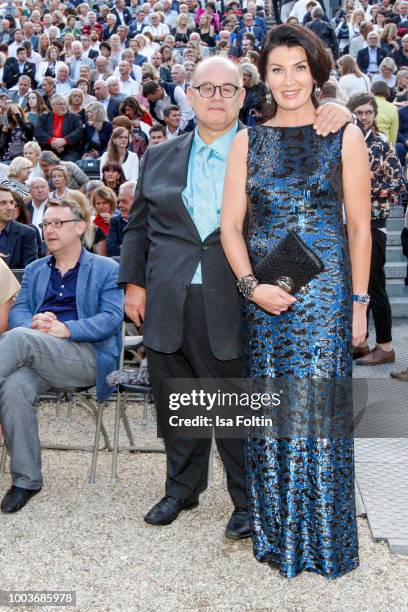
[237,273,259,301]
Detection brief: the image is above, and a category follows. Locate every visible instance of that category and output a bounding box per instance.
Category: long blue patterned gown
[243,125,359,579]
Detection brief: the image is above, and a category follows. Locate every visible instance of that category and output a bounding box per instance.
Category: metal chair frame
[111,383,165,484]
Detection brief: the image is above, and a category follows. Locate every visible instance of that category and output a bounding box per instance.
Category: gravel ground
[0,400,408,612]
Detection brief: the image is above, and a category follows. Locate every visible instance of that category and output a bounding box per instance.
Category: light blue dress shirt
[182,122,238,284]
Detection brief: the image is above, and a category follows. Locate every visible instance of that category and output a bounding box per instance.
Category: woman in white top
[338,54,371,99]
[140,32,160,60]
[24,141,43,184]
[372,57,398,91]
[49,166,76,200]
[99,127,139,183]
[35,46,66,83]
[0,258,20,334]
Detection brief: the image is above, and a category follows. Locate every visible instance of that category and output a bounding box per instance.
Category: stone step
[385,261,407,278]
[387,279,408,297]
[386,245,406,262]
[388,230,403,246]
[390,297,408,318]
[389,206,406,218]
[387,217,405,231]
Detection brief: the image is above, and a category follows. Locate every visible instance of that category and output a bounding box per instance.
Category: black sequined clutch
[253,230,324,294]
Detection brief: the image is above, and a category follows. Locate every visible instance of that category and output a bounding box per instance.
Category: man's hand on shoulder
[314,103,353,136]
[125,284,146,327]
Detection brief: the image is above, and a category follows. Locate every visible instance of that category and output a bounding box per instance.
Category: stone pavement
[354,318,408,556]
[0,321,407,610]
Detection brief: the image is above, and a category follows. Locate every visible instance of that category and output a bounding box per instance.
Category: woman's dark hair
[77,78,91,93]
[347,92,379,133]
[5,15,16,28]
[258,24,332,117]
[371,80,390,99]
[11,191,30,224]
[100,42,111,54]
[101,160,126,191]
[28,91,48,114]
[119,96,146,119]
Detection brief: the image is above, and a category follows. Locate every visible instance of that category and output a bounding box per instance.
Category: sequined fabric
[243,125,359,579]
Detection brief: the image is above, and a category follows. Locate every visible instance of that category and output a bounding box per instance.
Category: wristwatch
[352,293,370,305]
[350,113,358,126]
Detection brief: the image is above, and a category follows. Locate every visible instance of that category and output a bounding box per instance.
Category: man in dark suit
[357,31,388,75]
[107,181,136,257]
[119,57,249,538]
[119,56,353,535]
[236,13,265,48]
[3,47,36,89]
[112,0,132,26]
[0,187,38,269]
[34,95,84,162]
[93,80,122,121]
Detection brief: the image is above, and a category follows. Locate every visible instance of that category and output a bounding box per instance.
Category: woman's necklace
[55,187,68,199]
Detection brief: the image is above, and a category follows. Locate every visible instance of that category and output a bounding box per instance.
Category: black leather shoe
[225,508,251,540]
[1,485,42,513]
[144,495,199,525]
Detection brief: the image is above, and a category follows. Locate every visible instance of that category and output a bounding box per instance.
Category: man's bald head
[191,56,242,87]
[187,56,245,139]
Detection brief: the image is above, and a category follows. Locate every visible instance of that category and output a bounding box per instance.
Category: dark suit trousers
[367,227,392,344]
[146,285,247,510]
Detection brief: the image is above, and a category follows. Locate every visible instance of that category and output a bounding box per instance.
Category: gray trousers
[0,328,96,489]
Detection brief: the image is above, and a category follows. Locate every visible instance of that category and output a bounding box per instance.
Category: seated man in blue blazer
[107,180,136,257]
[0,199,124,513]
[0,187,38,269]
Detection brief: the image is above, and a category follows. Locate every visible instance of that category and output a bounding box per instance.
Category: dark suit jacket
[106,97,122,121]
[357,47,388,74]
[34,111,84,160]
[107,214,127,257]
[118,127,244,360]
[112,7,132,25]
[3,58,36,89]
[1,220,38,269]
[236,26,264,46]
[84,121,113,156]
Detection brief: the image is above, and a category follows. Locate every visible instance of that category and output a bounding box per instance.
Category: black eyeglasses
[192,82,241,98]
[39,219,80,231]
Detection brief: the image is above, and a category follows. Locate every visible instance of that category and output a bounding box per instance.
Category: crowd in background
[0,0,407,283]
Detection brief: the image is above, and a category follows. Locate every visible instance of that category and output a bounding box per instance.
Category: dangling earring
[314,83,321,97]
[266,88,273,104]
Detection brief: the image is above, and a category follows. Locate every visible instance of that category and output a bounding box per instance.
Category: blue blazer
[9,250,124,400]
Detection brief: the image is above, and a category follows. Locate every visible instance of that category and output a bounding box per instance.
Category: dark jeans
[367,227,392,344]
[146,285,247,510]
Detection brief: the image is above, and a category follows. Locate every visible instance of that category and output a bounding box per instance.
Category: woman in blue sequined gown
[221,25,372,579]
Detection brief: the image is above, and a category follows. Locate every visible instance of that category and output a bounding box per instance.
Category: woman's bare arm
[221,130,296,315]
[342,123,372,345]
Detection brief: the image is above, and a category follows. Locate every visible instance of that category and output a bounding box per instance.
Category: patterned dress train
[243,125,359,579]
